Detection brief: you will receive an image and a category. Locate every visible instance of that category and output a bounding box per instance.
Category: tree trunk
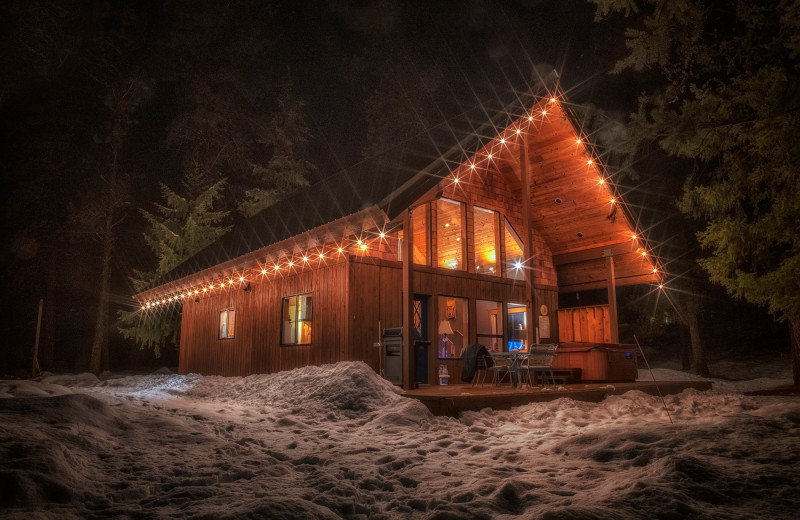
[89,137,119,375]
[790,311,800,387]
[89,224,113,375]
[685,295,709,377]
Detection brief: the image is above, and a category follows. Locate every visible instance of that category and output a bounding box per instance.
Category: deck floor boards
[403,380,712,416]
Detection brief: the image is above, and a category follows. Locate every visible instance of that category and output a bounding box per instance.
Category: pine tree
[240,82,313,217]
[118,170,230,356]
[592,0,800,384]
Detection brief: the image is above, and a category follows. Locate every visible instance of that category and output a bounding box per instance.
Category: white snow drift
[1,361,798,519]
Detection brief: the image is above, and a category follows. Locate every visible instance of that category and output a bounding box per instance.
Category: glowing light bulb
[470,164,476,169]
[652,268,658,273]
[587,159,593,165]
[302,256,309,262]
[550,97,556,103]
[610,198,616,204]
[598,178,605,185]
[261,268,267,275]
[500,138,506,144]
[360,243,367,250]
[576,138,582,144]
[541,110,547,116]
[631,234,637,240]
[239,276,245,282]
[487,154,493,160]
[274,265,280,271]
[228,279,234,285]
[515,129,521,135]
[288,261,294,267]
[641,251,647,257]
[357,239,362,245]
[528,116,533,121]
[514,260,522,270]
[319,252,324,259]
[141,305,145,310]
[338,247,344,253]
[379,232,385,239]
[194,290,198,295]
[203,287,208,292]
[658,284,664,289]
[453,177,459,184]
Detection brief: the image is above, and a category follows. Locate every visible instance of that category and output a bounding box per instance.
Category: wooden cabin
[135,85,660,388]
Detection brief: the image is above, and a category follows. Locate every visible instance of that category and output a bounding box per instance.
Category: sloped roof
[144,85,551,294]
[139,76,660,301]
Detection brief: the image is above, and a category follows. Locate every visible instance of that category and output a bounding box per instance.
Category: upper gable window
[504,218,525,280]
[412,203,429,265]
[473,206,498,276]
[437,198,465,270]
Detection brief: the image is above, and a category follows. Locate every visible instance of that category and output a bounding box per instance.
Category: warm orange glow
[641,251,647,257]
[610,198,616,204]
[587,159,593,165]
[549,97,556,103]
[652,268,658,273]
[598,178,605,185]
[576,138,582,144]
[203,287,208,292]
[360,243,367,250]
[228,279,234,285]
[631,234,637,240]
[337,247,343,253]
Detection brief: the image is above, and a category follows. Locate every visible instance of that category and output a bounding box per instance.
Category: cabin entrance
[413,296,429,384]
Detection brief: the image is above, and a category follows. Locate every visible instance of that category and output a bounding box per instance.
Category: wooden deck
[403,380,713,417]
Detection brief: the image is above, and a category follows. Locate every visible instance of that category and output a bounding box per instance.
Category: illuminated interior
[436,198,465,270]
[473,206,498,275]
[504,219,524,280]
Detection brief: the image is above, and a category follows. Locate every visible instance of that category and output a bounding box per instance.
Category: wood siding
[179,260,350,376]
[557,305,611,343]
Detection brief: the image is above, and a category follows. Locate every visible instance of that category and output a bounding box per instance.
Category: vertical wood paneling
[557,304,611,343]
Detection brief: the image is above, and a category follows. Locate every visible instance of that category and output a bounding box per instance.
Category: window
[219,308,235,339]
[437,295,468,358]
[476,300,503,352]
[473,206,498,276]
[282,293,312,345]
[436,198,465,270]
[504,218,525,280]
[507,303,527,351]
[413,203,429,265]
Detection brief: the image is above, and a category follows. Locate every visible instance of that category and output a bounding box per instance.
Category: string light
[319,252,324,259]
[453,177,459,184]
[302,256,309,262]
[470,164,476,170]
[261,268,267,275]
[541,110,547,116]
[631,234,637,240]
[360,243,367,250]
[549,97,556,103]
[239,276,245,282]
[500,137,506,144]
[576,138,582,144]
[610,198,616,204]
[515,129,521,135]
[587,159,593,165]
[379,232,386,239]
[338,247,344,253]
[598,178,605,185]
[487,154,492,160]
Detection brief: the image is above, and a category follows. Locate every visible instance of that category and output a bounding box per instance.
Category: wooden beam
[518,135,537,350]
[552,240,639,266]
[402,208,416,390]
[557,273,660,293]
[605,253,619,343]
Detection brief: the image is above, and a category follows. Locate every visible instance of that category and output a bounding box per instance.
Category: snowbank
[2,361,798,519]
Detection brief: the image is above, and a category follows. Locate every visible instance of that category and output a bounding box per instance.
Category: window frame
[218,308,236,340]
[472,205,500,276]
[281,292,313,346]
[436,198,467,271]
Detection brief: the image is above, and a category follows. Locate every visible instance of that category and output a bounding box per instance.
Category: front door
[413,296,429,384]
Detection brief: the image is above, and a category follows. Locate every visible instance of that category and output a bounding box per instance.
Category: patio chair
[523,344,558,387]
[472,351,490,387]
[488,353,513,386]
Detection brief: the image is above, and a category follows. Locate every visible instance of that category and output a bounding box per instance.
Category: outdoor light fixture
[514,260,522,270]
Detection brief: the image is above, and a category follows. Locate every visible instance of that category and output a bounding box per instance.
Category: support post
[518,134,537,350]
[605,253,620,343]
[32,298,43,377]
[402,209,416,390]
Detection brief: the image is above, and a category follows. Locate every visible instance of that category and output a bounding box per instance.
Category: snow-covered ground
[1,362,798,519]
